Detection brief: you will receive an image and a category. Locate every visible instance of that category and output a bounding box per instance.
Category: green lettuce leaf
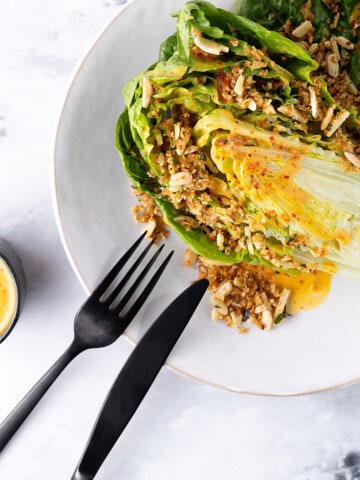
[231,0,304,31]
[232,0,360,86]
[116,1,360,278]
[232,0,357,41]
[175,1,317,81]
[351,49,360,88]
[159,34,178,61]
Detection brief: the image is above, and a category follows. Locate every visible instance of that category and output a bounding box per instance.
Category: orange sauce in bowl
[0,258,18,338]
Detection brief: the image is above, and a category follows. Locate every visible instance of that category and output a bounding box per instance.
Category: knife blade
[71,278,209,480]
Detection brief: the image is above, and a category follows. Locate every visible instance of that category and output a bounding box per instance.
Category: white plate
[52,0,360,396]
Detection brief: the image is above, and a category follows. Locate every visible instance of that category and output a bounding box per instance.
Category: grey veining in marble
[1,1,360,479]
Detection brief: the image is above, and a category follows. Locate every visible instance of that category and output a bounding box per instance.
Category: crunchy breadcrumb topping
[131,189,168,242]
[197,257,290,332]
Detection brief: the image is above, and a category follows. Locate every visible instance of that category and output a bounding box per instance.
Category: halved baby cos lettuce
[116,1,360,277]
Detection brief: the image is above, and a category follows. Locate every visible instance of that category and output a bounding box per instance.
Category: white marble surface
[1,1,360,479]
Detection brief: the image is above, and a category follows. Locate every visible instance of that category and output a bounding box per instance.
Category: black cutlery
[71,278,209,480]
[0,233,172,451]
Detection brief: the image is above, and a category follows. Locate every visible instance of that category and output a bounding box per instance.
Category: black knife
[71,278,209,480]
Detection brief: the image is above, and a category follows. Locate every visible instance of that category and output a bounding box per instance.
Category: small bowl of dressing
[0,239,26,343]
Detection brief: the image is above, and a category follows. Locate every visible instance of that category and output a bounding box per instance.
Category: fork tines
[92,233,173,323]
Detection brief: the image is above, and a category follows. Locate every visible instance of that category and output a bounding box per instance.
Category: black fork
[0,233,173,452]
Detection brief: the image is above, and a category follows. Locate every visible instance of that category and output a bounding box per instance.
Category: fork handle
[0,341,81,452]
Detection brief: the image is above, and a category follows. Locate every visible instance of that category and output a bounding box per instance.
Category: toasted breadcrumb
[197,258,288,332]
[131,190,168,242]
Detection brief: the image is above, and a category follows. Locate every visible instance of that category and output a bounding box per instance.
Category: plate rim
[51,0,137,296]
[50,0,359,397]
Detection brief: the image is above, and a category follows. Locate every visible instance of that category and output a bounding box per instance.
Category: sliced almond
[230,311,243,328]
[183,248,198,267]
[169,171,193,187]
[254,304,267,314]
[344,151,360,168]
[262,99,276,115]
[308,86,318,119]
[216,232,225,250]
[241,98,257,112]
[308,43,319,55]
[321,105,335,131]
[193,33,229,55]
[211,308,222,322]
[234,71,245,96]
[325,110,350,137]
[330,36,341,61]
[274,288,291,319]
[244,226,254,255]
[332,12,340,29]
[210,295,228,316]
[157,152,165,166]
[292,20,313,38]
[215,280,233,301]
[260,292,271,310]
[145,219,156,237]
[184,145,199,154]
[335,36,354,50]
[345,73,359,95]
[326,53,339,78]
[155,131,163,146]
[278,104,308,123]
[174,122,181,141]
[141,76,153,109]
[261,309,274,330]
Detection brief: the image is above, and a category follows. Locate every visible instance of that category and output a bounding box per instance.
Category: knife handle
[71,279,208,480]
